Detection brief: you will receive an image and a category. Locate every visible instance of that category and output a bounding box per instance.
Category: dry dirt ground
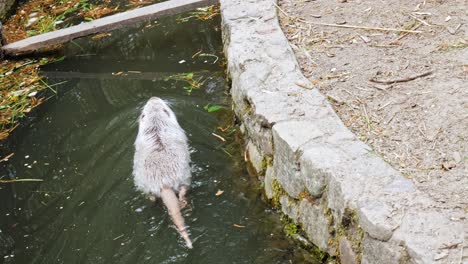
[277,0,467,212]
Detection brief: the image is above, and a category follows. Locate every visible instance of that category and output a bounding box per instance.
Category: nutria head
[140,96,177,122]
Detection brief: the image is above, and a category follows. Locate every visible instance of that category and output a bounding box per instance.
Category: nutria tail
[160,187,193,249]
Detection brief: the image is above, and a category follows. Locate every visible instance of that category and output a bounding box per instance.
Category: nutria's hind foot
[179,199,189,210]
[178,186,189,209]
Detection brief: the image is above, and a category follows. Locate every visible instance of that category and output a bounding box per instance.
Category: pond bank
[219,0,465,263]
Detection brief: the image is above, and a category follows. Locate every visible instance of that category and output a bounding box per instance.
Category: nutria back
[132,97,193,248]
[133,97,191,197]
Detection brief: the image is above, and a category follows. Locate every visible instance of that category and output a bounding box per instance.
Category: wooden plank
[2,0,218,56]
[42,70,216,80]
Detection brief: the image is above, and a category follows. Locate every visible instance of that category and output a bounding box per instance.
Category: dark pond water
[0,13,319,264]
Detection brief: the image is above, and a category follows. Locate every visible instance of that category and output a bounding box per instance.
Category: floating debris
[0,178,44,183]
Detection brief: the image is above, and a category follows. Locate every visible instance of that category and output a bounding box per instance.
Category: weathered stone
[325,129,355,145]
[361,235,408,264]
[357,199,398,241]
[272,121,324,198]
[300,145,335,198]
[300,159,328,198]
[241,115,274,155]
[280,195,300,222]
[264,165,275,199]
[392,208,465,264]
[246,140,264,175]
[339,237,358,264]
[299,199,331,252]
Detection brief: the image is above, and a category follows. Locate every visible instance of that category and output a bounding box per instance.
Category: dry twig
[0,178,44,183]
[211,133,226,142]
[369,71,433,84]
[301,21,423,34]
[390,22,422,44]
[0,153,14,162]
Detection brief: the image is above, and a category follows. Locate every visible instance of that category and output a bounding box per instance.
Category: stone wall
[220,0,466,263]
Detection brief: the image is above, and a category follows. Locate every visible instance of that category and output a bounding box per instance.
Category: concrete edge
[219,0,466,263]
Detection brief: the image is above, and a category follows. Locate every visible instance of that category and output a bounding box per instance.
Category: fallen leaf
[215,190,224,196]
[205,104,222,113]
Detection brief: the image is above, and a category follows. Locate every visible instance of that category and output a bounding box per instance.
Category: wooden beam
[42,70,216,80]
[2,0,218,56]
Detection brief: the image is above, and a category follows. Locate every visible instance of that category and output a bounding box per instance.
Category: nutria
[133,97,193,249]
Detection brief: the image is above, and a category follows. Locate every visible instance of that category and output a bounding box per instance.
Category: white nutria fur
[133,97,193,249]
